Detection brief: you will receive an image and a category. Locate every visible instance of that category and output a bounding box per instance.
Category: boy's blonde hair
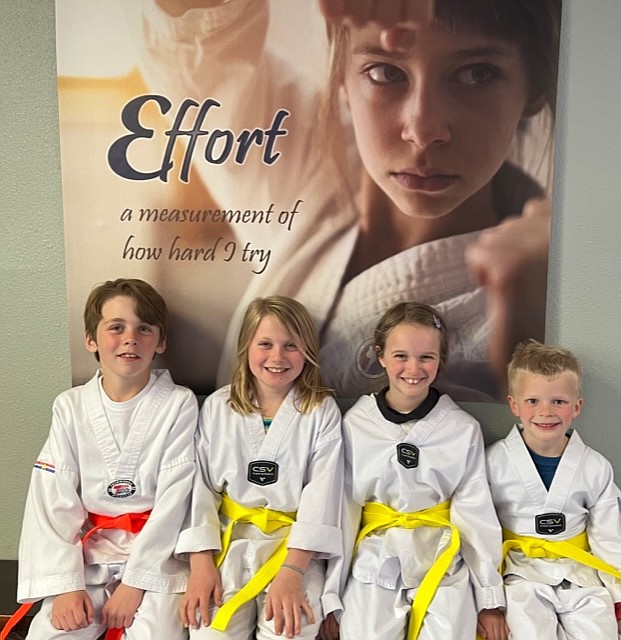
[374,302,449,373]
[229,296,332,415]
[84,278,168,362]
[507,339,582,395]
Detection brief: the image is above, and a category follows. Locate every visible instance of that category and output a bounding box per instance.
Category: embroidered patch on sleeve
[34,460,56,473]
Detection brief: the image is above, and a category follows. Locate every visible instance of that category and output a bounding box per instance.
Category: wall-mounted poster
[56,0,562,401]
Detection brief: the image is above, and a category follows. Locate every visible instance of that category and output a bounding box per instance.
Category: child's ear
[85,332,98,354]
[507,395,521,418]
[155,337,167,355]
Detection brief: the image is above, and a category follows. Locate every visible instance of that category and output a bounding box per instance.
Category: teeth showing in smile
[266,367,287,374]
[403,377,423,385]
[120,353,139,359]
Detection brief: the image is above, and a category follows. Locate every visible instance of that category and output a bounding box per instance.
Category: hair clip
[433,314,441,329]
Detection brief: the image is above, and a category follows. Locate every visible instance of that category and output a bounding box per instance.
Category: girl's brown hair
[374,301,449,372]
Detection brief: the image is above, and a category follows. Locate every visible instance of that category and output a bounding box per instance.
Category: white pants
[339,564,476,640]
[26,564,186,640]
[188,561,325,640]
[505,578,618,640]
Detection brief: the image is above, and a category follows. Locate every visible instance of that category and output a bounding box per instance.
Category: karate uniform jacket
[486,425,621,602]
[17,369,198,602]
[340,393,505,612]
[176,385,344,615]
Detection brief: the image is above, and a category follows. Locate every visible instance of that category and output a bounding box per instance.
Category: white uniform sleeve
[17,398,86,602]
[585,455,621,602]
[450,422,506,612]
[121,389,198,593]
[287,398,344,616]
[288,399,343,556]
[175,395,224,556]
[323,459,362,619]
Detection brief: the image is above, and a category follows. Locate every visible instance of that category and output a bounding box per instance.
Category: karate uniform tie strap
[356,501,458,640]
[0,510,151,640]
[501,528,621,578]
[209,495,297,632]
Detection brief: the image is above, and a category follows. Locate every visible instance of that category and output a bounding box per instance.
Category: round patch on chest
[107,479,137,498]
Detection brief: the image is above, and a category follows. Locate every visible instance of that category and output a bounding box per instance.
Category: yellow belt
[502,528,621,578]
[357,500,459,640]
[210,495,296,631]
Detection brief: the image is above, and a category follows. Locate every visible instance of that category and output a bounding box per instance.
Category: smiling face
[342,21,537,227]
[85,295,165,397]
[247,314,306,406]
[378,322,441,413]
[508,370,583,456]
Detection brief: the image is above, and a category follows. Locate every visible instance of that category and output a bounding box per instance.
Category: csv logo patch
[396,443,419,469]
[107,479,136,498]
[535,512,566,535]
[248,460,279,486]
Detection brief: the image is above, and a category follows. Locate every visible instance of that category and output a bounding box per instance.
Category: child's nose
[272,345,286,359]
[401,82,451,148]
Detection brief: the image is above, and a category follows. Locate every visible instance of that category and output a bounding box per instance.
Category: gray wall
[1,0,620,562]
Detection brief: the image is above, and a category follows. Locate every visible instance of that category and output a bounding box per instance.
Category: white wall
[1,0,620,560]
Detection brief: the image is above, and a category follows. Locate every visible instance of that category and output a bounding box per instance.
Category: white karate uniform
[126,0,545,402]
[175,385,344,639]
[18,369,198,640]
[486,426,621,639]
[338,393,505,640]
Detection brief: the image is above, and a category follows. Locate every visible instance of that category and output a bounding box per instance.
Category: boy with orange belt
[7,279,197,640]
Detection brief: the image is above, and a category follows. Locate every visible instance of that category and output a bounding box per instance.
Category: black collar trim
[375,387,440,424]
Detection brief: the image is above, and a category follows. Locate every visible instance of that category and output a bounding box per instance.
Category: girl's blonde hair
[507,339,582,396]
[229,296,332,415]
[374,302,449,373]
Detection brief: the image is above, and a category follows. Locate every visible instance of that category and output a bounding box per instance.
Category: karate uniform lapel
[505,425,549,510]
[255,388,297,462]
[545,429,584,514]
[84,370,174,482]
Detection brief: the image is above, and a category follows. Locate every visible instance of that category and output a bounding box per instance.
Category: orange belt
[0,510,150,640]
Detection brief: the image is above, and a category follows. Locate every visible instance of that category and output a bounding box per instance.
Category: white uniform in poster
[175,386,343,639]
[486,425,621,639]
[121,0,546,401]
[338,393,505,640]
[17,369,197,640]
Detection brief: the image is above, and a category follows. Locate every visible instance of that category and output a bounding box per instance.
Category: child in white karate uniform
[176,296,343,639]
[486,340,621,639]
[321,302,507,640]
[7,278,197,640]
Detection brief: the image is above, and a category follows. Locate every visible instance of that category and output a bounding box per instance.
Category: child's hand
[316,0,435,51]
[100,583,145,629]
[317,611,340,640]
[265,566,315,638]
[51,590,94,631]
[180,551,223,629]
[477,608,509,640]
[466,197,551,395]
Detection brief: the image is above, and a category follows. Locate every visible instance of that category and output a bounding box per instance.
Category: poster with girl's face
[56,0,561,401]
